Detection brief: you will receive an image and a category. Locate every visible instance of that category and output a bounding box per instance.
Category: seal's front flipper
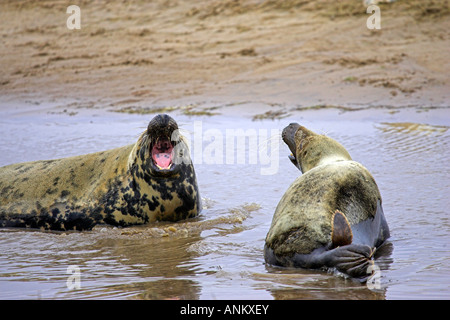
[331,210,353,248]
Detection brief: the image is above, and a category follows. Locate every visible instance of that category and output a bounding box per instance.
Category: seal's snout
[147,114,179,136]
[282,123,301,170]
[282,123,300,155]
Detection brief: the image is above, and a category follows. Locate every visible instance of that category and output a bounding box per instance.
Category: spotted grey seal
[0,114,201,231]
[264,123,390,278]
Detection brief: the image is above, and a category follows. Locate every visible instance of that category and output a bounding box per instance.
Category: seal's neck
[316,153,351,167]
[299,136,352,173]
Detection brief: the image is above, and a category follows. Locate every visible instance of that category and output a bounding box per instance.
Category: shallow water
[0,104,449,299]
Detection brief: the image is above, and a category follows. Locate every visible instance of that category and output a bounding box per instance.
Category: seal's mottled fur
[265,124,389,278]
[0,114,201,231]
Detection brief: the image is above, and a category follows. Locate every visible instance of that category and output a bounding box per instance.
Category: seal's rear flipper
[327,212,376,279]
[326,244,375,278]
[286,242,375,279]
[331,210,353,248]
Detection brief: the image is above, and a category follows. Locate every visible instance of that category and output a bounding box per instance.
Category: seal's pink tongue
[153,152,172,169]
[152,137,174,169]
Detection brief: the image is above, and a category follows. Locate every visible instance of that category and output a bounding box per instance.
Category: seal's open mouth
[288,153,297,165]
[151,136,175,170]
[146,114,180,174]
[282,123,300,167]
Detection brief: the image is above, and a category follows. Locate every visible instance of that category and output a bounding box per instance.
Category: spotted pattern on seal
[0,114,201,231]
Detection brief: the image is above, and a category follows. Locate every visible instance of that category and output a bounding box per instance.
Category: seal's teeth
[155,163,172,170]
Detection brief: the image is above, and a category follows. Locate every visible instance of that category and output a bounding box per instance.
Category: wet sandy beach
[0,0,449,300]
[1,0,449,112]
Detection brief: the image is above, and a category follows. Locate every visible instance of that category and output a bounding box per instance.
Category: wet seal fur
[264,123,390,279]
[0,114,201,231]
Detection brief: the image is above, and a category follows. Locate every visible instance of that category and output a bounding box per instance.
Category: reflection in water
[0,204,258,299]
[0,109,448,299]
[373,121,449,299]
[377,122,448,160]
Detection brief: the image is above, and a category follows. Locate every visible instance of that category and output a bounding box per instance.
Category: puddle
[0,104,449,299]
